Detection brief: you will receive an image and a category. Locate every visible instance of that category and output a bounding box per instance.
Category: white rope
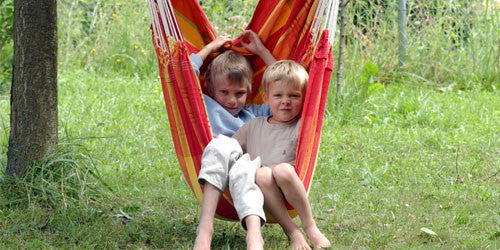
[161,0,182,42]
[166,0,183,42]
[312,0,327,44]
[147,0,159,47]
[157,1,175,41]
[147,0,167,50]
[327,0,340,42]
[311,0,341,44]
[149,0,183,43]
[321,0,331,32]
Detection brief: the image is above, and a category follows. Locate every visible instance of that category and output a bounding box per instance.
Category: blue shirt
[190,54,271,137]
[203,94,271,137]
[190,54,203,76]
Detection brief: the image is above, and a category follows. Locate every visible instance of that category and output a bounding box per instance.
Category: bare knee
[255,167,274,188]
[272,163,297,186]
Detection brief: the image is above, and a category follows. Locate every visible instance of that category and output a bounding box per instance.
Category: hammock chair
[147,0,339,222]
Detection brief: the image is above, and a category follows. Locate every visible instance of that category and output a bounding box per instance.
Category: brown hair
[204,50,253,96]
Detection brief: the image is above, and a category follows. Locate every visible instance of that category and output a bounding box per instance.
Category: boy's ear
[263,92,269,104]
[204,80,213,96]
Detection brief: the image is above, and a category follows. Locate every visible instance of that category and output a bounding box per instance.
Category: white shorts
[198,135,266,228]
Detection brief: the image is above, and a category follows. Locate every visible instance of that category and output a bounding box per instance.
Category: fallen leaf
[421,227,437,236]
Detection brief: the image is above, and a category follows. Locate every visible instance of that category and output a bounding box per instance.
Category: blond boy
[233,60,331,249]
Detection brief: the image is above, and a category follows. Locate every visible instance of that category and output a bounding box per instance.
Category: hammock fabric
[148,0,338,221]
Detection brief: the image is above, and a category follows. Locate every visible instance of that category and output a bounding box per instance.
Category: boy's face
[264,80,304,124]
[212,78,248,117]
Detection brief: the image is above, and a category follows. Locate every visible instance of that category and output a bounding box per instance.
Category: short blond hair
[262,60,308,94]
[204,50,253,96]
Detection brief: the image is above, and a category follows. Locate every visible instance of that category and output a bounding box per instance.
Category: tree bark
[7,0,58,177]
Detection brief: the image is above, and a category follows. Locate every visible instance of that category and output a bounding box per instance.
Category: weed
[0,142,110,210]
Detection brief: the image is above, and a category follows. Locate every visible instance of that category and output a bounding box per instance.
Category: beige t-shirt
[232,116,301,166]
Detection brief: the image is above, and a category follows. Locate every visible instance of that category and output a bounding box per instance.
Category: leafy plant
[0,0,13,93]
[358,61,383,101]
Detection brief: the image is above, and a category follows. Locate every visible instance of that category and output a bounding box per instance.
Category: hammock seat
[148,0,339,221]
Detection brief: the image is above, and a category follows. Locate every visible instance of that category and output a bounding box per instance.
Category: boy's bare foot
[246,230,264,250]
[303,226,331,249]
[193,226,213,250]
[288,229,311,250]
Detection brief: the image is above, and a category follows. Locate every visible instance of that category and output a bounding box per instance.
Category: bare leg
[244,215,264,250]
[255,167,311,250]
[272,163,331,249]
[194,183,222,250]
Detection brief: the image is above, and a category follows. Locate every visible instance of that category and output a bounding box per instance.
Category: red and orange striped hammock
[148,0,339,221]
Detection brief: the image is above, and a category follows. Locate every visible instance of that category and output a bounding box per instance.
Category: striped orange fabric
[151,0,334,221]
[296,30,333,192]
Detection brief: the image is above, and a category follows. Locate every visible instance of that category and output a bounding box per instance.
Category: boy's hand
[240,30,265,55]
[207,35,233,52]
[240,30,276,66]
[196,35,232,61]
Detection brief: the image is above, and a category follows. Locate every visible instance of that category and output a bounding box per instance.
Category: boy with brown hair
[193,31,275,250]
[190,30,276,137]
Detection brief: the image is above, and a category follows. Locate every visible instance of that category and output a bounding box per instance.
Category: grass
[1,0,499,248]
[1,69,498,249]
[318,83,499,248]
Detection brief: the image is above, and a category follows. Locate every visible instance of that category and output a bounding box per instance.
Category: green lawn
[1,69,498,248]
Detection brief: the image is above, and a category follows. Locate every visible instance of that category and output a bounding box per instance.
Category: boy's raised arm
[240,30,276,66]
[196,35,233,61]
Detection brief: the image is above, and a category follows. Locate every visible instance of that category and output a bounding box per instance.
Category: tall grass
[341,0,499,91]
[58,0,156,77]
[1,0,498,90]
[0,142,109,209]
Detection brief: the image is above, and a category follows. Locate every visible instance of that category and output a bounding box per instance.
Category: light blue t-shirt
[190,54,271,137]
[203,94,271,137]
[190,54,203,76]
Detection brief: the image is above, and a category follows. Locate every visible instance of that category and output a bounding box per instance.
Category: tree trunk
[7,0,58,177]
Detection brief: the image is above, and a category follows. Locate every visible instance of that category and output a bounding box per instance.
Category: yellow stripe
[275,6,307,51]
[222,190,234,206]
[297,0,318,44]
[259,0,286,37]
[175,11,207,50]
[270,0,293,34]
[164,50,204,203]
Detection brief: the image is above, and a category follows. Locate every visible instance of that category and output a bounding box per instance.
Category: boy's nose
[227,96,237,105]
